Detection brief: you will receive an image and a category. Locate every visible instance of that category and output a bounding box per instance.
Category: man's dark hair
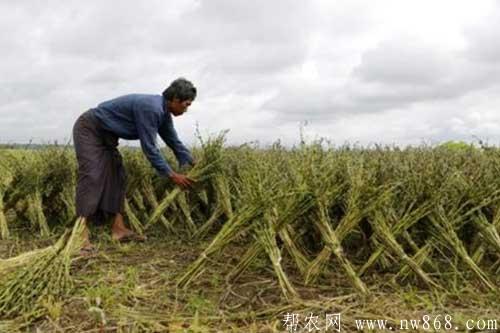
[162,77,197,102]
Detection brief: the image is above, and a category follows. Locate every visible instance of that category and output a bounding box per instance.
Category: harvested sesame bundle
[0,174,12,239]
[0,152,14,239]
[147,133,226,228]
[0,218,85,320]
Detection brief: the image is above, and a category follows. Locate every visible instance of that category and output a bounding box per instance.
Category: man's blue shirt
[92,93,193,177]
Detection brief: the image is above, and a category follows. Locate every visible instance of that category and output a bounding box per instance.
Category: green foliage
[438,140,476,152]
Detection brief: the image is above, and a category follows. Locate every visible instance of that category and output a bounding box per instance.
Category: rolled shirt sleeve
[133,107,174,177]
[158,119,194,167]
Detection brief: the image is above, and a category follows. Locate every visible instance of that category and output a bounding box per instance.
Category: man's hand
[169,172,195,189]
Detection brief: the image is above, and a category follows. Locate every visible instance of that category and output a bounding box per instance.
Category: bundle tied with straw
[0,217,86,321]
[147,133,226,228]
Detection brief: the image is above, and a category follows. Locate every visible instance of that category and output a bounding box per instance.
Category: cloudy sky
[1,0,500,147]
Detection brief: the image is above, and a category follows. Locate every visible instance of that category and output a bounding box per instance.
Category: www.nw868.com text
[282,313,498,332]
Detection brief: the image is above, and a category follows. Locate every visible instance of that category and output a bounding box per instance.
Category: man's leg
[73,111,104,255]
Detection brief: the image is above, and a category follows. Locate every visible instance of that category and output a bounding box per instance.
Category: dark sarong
[73,110,126,218]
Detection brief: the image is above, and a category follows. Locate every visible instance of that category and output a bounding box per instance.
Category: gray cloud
[266,29,500,124]
[1,1,500,146]
[463,5,500,64]
[353,38,451,85]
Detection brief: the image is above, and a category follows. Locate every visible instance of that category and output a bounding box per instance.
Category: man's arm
[158,120,194,167]
[134,108,174,177]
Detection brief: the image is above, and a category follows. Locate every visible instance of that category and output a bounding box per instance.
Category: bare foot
[111,212,146,242]
[111,229,146,242]
[79,219,97,256]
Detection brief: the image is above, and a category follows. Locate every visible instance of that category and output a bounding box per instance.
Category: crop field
[0,137,499,332]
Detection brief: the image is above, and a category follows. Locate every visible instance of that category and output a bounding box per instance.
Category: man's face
[169,98,192,117]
